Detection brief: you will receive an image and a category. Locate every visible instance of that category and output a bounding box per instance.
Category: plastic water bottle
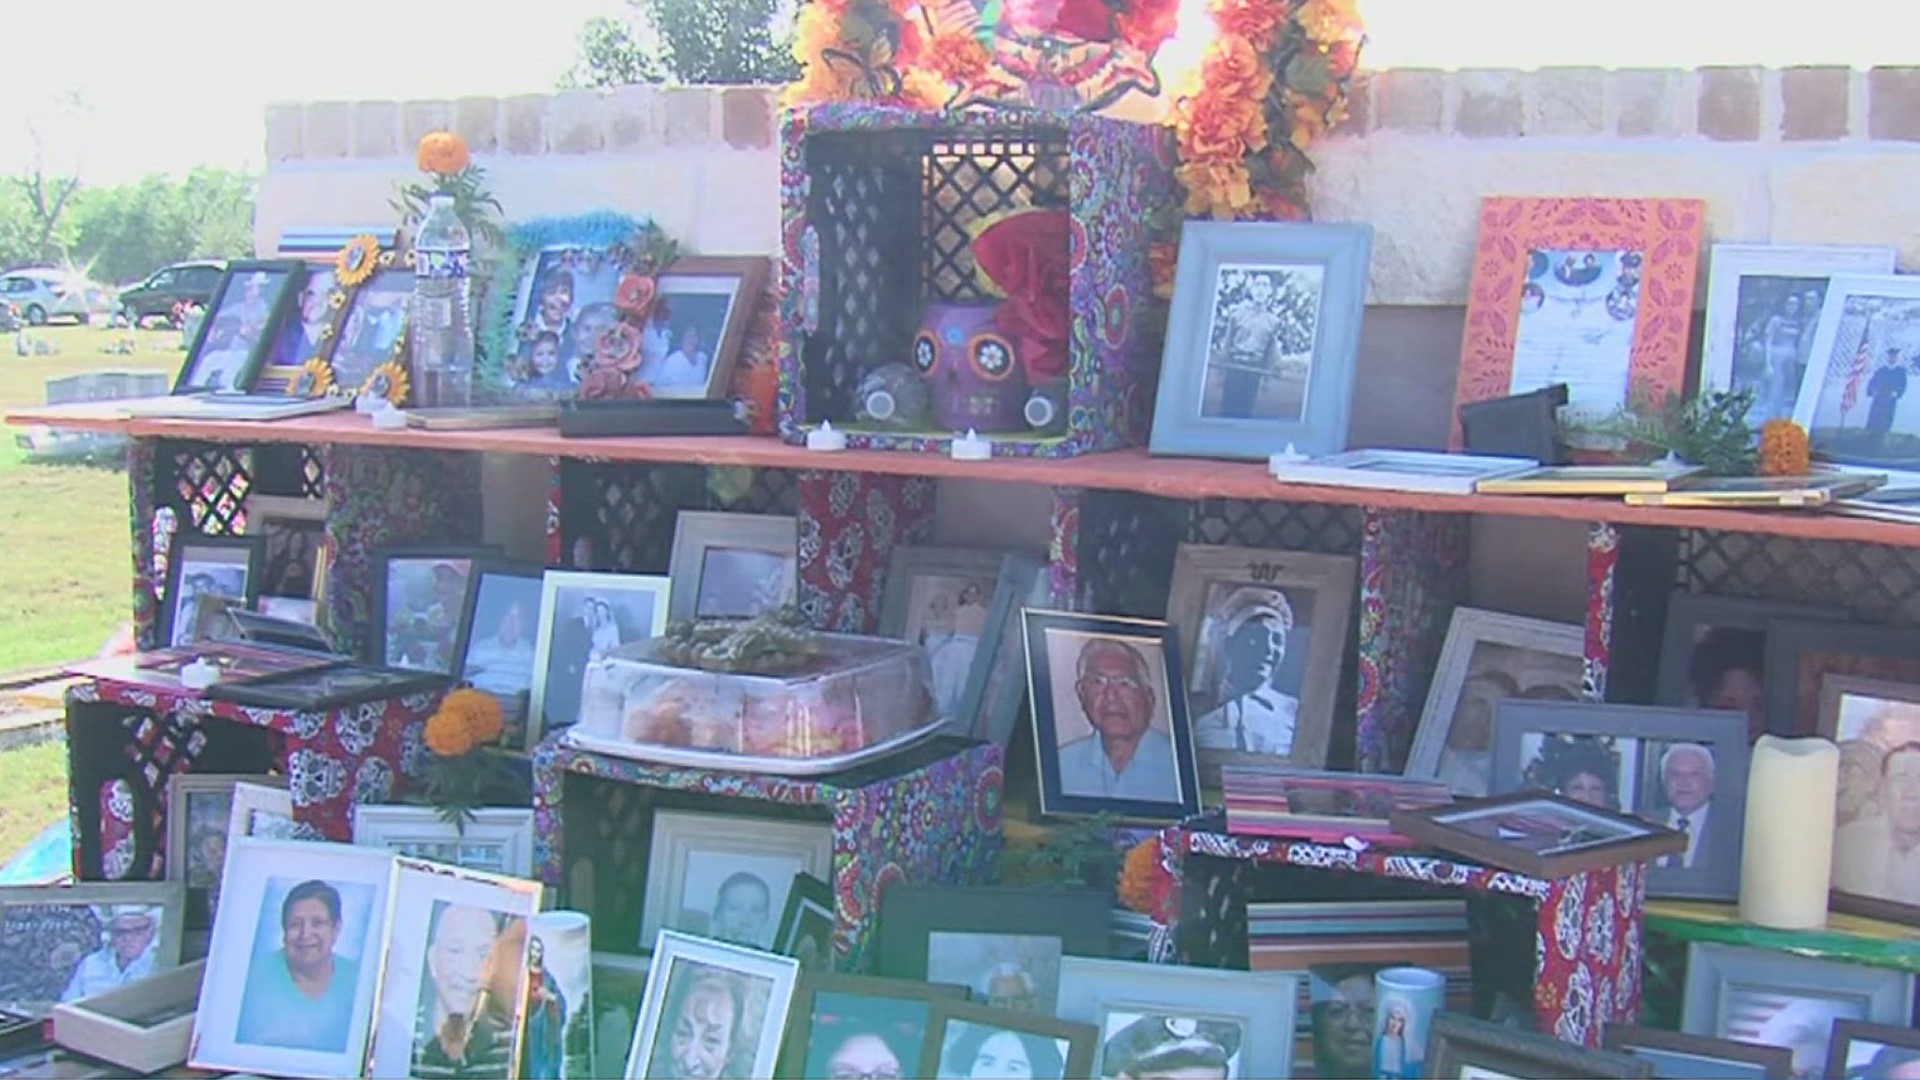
[410,194,473,407]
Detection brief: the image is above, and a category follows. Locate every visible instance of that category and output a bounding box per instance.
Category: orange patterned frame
[1451,197,1707,448]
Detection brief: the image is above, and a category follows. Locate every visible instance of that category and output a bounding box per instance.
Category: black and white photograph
[256,515,323,601]
[1633,741,1724,870]
[592,953,649,1078]
[696,547,797,620]
[378,554,479,676]
[924,932,1062,1015]
[1198,263,1323,423]
[327,268,411,390]
[902,572,994,722]
[626,932,798,1080]
[176,264,298,393]
[165,537,262,647]
[509,246,625,395]
[167,774,256,928]
[529,571,670,742]
[639,811,833,956]
[457,567,544,748]
[0,885,183,1017]
[1309,964,1379,1080]
[1824,678,1920,918]
[1798,277,1920,471]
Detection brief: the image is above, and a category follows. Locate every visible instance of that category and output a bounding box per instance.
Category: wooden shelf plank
[10,405,1920,548]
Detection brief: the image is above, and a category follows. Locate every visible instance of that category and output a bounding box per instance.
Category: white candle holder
[806,420,848,452]
[950,428,992,461]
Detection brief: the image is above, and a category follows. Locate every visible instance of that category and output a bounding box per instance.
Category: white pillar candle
[525,910,593,1080]
[1740,735,1841,930]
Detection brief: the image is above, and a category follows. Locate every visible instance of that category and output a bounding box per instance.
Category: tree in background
[562,0,799,87]
[67,168,256,284]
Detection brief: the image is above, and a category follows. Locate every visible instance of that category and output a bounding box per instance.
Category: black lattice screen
[156,440,251,537]
[1076,490,1187,618]
[1676,529,1920,628]
[922,136,1068,301]
[1186,499,1364,555]
[559,463,803,575]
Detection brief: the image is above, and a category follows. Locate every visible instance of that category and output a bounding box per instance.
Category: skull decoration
[913,301,1029,433]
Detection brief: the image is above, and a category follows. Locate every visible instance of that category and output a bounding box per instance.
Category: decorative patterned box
[776,104,1176,458]
[533,733,1002,971]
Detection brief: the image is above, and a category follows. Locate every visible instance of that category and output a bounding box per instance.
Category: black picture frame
[1021,609,1201,822]
[369,545,500,676]
[172,259,306,394]
[1428,1012,1653,1078]
[1764,619,1920,737]
[1825,1019,1920,1080]
[1604,1024,1794,1079]
[159,533,266,648]
[454,560,544,747]
[1655,594,1845,737]
[874,884,1110,989]
[1489,700,1752,901]
[773,871,835,973]
[777,973,967,1079]
[203,663,448,710]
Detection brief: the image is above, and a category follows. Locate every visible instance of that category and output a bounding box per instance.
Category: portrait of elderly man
[412,903,517,1079]
[236,879,362,1053]
[60,905,159,1001]
[1834,741,1920,905]
[1192,586,1300,757]
[1055,637,1178,803]
[1647,743,1720,871]
[1101,1014,1242,1080]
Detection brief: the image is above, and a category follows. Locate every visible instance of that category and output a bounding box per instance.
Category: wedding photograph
[530,571,671,742]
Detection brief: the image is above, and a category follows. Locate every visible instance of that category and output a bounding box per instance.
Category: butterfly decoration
[820,0,906,100]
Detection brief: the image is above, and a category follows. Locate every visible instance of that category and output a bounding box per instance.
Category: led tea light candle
[370,401,407,430]
[180,658,220,690]
[951,428,992,461]
[1741,734,1840,929]
[806,420,848,452]
[1269,443,1310,472]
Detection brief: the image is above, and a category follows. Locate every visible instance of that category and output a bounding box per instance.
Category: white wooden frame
[1793,273,1920,474]
[1056,956,1302,1080]
[224,779,295,842]
[626,931,800,1080]
[638,809,833,952]
[350,805,536,878]
[1268,449,1538,496]
[1404,607,1586,793]
[666,511,799,623]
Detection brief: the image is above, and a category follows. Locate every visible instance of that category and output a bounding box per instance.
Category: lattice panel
[1186,499,1364,555]
[159,441,251,537]
[1676,530,1920,628]
[561,463,802,576]
[922,136,1068,302]
[1075,490,1187,618]
[803,149,919,422]
[560,773,653,951]
[300,447,325,499]
[710,465,802,517]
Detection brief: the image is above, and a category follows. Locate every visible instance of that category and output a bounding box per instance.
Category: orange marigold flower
[1118,837,1172,916]
[1148,240,1179,300]
[1177,158,1256,219]
[1178,93,1269,162]
[1760,419,1812,476]
[424,709,477,757]
[1296,0,1363,44]
[1209,0,1289,51]
[1199,33,1274,100]
[415,131,471,177]
[927,31,989,82]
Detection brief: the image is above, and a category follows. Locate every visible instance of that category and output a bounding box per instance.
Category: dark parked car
[118,261,227,326]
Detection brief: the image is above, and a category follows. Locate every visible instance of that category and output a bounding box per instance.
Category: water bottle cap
[428,194,455,209]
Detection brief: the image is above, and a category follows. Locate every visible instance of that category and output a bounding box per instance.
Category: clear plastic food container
[574,633,937,762]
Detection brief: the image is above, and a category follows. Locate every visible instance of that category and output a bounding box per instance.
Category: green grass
[0,739,70,866]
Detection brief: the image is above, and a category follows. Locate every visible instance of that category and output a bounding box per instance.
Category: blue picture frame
[1149,221,1373,461]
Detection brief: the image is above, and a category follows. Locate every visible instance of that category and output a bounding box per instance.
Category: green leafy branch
[390,164,506,253]
[1574,387,1760,477]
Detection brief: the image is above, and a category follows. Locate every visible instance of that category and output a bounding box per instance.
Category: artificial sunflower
[335,234,382,287]
[361,360,411,407]
[291,358,335,398]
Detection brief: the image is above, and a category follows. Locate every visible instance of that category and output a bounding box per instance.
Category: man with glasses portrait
[1056,638,1177,802]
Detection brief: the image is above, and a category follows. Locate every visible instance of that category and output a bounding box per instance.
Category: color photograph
[509,246,626,395]
[1828,684,1920,915]
[1040,628,1183,806]
[636,954,779,1080]
[1800,283,1920,470]
[902,571,995,723]
[180,267,294,392]
[801,991,936,1080]
[459,569,543,747]
[935,1020,1071,1080]
[380,555,478,675]
[1510,247,1644,425]
[269,267,336,371]
[1518,732,1638,812]
[169,548,253,647]
[328,267,411,390]
[0,899,167,1014]
[695,546,797,620]
[925,931,1061,1015]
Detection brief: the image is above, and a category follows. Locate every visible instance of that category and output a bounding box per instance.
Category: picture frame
[1681,942,1916,1080]
[225,780,297,843]
[1451,197,1707,449]
[776,972,968,1080]
[1219,764,1453,846]
[350,805,536,878]
[315,264,413,398]
[255,239,410,396]
[173,259,306,394]
[1697,243,1898,429]
[667,511,799,624]
[527,569,673,746]
[590,951,650,1079]
[625,929,800,1080]
[455,561,546,750]
[1056,955,1301,1080]
[1764,619,1920,737]
[638,809,834,954]
[1388,791,1686,879]
[1603,1024,1794,1080]
[1405,607,1588,797]
[204,663,448,711]
[772,871,835,973]
[189,838,392,1078]
[873,884,1111,1001]
[918,998,1098,1080]
[1475,462,1701,496]
[49,959,205,1076]
[1021,609,1202,822]
[166,773,264,929]
[369,546,496,677]
[364,858,544,1079]
[0,883,187,1019]
[1268,448,1539,496]
[1489,700,1752,900]
[1164,543,1356,776]
[1148,221,1374,461]
[160,533,266,648]
[646,255,770,400]
[1825,1019,1920,1080]
[1817,673,1920,925]
[1655,594,1846,739]
[878,545,1043,743]
[247,493,328,606]
[1427,1011,1654,1079]
[1794,273,1920,473]
[1623,471,1886,507]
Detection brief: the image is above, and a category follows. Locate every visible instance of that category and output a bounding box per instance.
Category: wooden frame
[666,511,798,624]
[1763,619,1920,737]
[1427,1011,1653,1078]
[1794,273,1920,472]
[878,545,1042,744]
[0,882,187,1019]
[1825,1019,1920,1080]
[1021,609,1202,822]
[1476,462,1700,496]
[1489,700,1752,900]
[254,236,408,395]
[203,663,447,710]
[50,959,204,1075]
[1056,956,1300,1080]
[772,871,835,972]
[159,533,265,648]
[368,545,495,677]
[1148,221,1374,461]
[174,259,306,394]
[1164,543,1356,776]
[777,972,967,1079]
[1817,673,1920,925]
[349,804,536,878]
[528,569,672,745]
[638,808,833,953]
[1681,942,1916,1078]
[624,930,800,1080]
[918,998,1099,1080]
[873,884,1111,986]
[165,773,263,929]
[1451,197,1706,450]
[649,255,770,400]
[455,561,545,750]
[1603,1024,1794,1079]
[1388,791,1686,879]
[1404,607,1587,797]
[1697,243,1896,429]
[1219,764,1452,846]
[1624,472,1888,508]
[225,780,295,842]
[1654,595,1844,732]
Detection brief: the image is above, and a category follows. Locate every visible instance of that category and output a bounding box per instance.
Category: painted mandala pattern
[798,472,932,635]
[353,757,395,804]
[334,703,382,756]
[1555,875,1587,961]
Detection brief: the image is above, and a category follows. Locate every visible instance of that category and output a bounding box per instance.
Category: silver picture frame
[666,511,799,624]
[1681,942,1915,1080]
[878,544,1043,745]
